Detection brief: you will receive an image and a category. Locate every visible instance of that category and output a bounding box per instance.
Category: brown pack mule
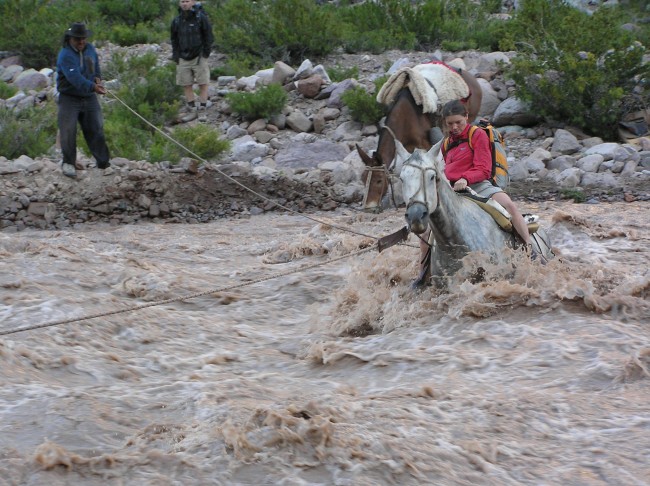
[357,63,482,212]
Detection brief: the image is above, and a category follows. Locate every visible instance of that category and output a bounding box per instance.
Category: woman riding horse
[412,99,535,288]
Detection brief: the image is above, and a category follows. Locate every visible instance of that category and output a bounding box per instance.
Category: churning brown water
[1,201,649,486]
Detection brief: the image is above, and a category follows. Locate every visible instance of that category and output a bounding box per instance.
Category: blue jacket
[56,42,101,97]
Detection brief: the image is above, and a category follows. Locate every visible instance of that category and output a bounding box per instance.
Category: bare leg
[198,84,209,104]
[491,192,531,245]
[183,85,195,103]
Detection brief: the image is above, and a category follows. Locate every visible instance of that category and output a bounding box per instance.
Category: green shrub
[106,22,168,46]
[95,0,170,25]
[560,189,586,203]
[504,0,649,140]
[402,0,496,51]
[101,52,181,161]
[338,0,417,53]
[342,86,386,126]
[0,0,175,67]
[328,65,359,83]
[0,0,100,68]
[266,0,344,61]
[339,0,497,53]
[0,104,58,159]
[218,54,262,79]
[226,84,288,120]
[213,0,341,66]
[149,125,231,164]
[0,81,18,100]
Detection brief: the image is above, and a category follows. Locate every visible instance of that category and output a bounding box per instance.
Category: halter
[402,156,437,213]
[400,156,438,248]
[364,124,402,209]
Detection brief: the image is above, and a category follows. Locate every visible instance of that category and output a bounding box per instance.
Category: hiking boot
[528,244,548,265]
[410,276,432,291]
[96,161,111,169]
[410,265,432,291]
[186,100,197,112]
[198,100,212,111]
[61,162,77,179]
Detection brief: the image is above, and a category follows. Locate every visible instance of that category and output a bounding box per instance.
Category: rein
[402,157,437,249]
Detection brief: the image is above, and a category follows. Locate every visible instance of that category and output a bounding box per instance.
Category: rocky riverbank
[1,46,648,232]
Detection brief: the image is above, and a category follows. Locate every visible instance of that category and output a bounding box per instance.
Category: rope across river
[1,90,414,336]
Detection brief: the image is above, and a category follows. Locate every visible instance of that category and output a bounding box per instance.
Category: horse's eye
[429,174,435,181]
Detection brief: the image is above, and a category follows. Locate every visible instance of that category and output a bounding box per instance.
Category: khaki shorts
[469,180,503,199]
[176,56,210,86]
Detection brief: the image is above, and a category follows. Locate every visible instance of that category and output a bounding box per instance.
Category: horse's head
[399,139,443,234]
[357,145,388,212]
[357,133,412,212]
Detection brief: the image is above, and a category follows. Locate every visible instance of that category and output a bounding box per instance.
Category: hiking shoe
[186,101,197,112]
[61,162,77,178]
[529,245,548,265]
[198,100,212,110]
[96,161,111,169]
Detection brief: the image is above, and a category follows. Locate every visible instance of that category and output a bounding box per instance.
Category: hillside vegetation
[0,0,647,158]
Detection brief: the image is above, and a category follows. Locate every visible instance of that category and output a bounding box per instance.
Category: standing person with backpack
[56,22,111,179]
[171,0,214,112]
[412,99,534,288]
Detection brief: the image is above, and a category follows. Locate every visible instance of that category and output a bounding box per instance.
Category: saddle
[377,63,470,115]
[459,190,540,235]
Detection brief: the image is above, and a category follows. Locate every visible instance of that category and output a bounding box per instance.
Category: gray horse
[397,140,553,288]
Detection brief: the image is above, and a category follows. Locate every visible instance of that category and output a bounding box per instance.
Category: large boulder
[492,97,542,127]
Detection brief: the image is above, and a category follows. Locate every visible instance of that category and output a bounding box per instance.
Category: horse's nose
[405,202,428,234]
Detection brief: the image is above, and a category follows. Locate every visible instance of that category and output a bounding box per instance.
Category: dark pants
[57,93,110,167]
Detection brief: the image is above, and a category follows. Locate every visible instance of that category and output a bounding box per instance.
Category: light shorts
[176,56,210,86]
[469,180,503,199]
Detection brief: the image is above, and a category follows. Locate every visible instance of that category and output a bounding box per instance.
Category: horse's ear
[394,138,411,162]
[356,144,377,167]
[392,138,411,174]
[427,138,443,159]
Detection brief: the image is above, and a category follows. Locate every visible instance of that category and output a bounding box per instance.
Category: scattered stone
[0,46,647,232]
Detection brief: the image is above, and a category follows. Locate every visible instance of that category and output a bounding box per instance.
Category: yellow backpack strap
[466,125,479,150]
[442,136,450,157]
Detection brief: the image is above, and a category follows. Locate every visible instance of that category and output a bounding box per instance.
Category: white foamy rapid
[1,201,648,485]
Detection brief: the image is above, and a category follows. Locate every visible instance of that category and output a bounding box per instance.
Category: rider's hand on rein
[453,178,468,191]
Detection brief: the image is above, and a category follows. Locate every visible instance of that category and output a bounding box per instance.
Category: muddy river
[1,200,648,485]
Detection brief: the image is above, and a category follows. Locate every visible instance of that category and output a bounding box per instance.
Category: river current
[1,200,648,485]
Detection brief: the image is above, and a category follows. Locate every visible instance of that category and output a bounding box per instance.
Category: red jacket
[443,124,492,184]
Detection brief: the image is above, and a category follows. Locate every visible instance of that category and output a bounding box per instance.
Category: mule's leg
[411,229,432,289]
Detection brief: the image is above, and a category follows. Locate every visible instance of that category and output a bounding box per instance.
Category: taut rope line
[0,92,416,336]
[106,89,378,241]
[0,245,376,336]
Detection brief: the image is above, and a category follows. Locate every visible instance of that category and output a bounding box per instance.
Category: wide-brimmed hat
[66,22,92,38]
